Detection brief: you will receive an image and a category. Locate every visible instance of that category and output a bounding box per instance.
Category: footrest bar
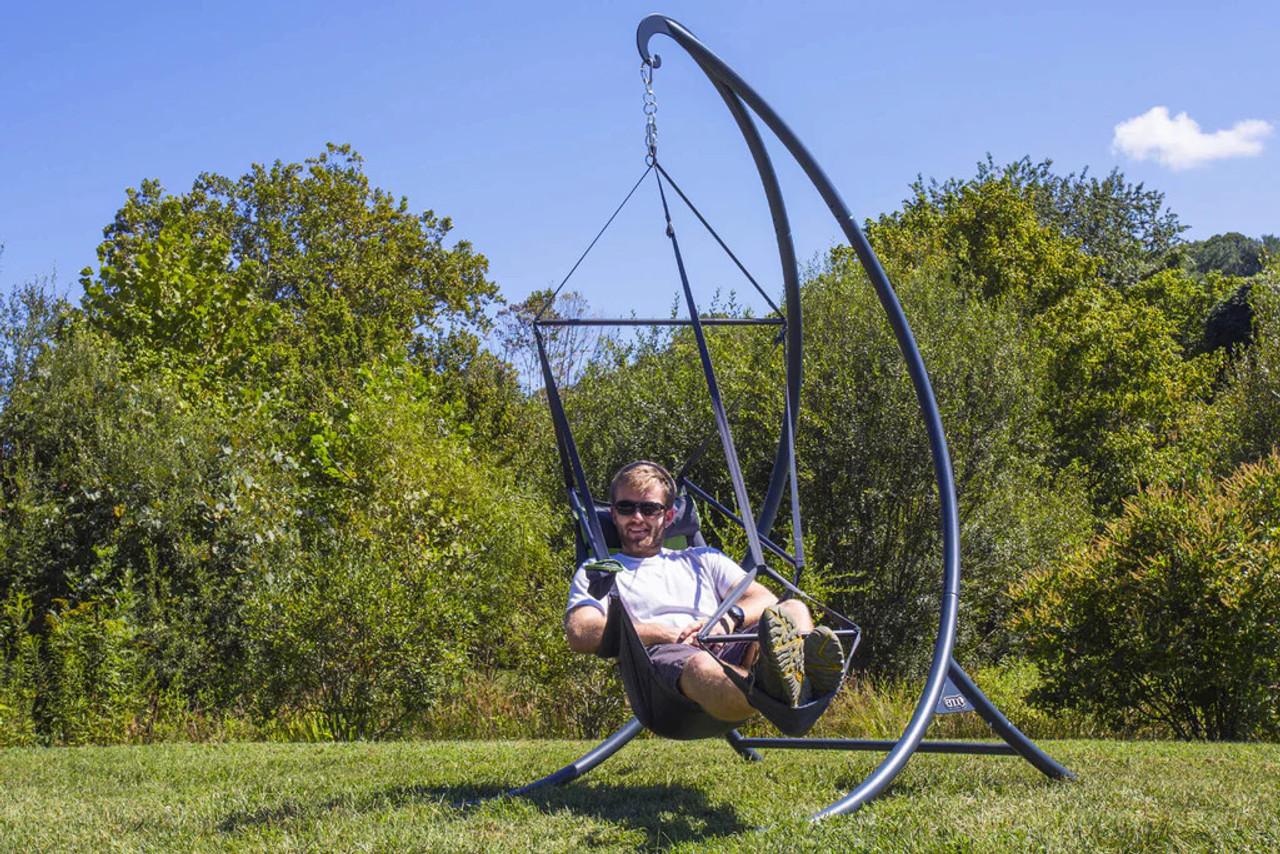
[734,738,1019,755]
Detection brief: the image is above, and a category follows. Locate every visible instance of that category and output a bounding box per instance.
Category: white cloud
[1112,106,1273,169]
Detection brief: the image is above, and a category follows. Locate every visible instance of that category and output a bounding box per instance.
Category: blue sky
[3,1,1276,321]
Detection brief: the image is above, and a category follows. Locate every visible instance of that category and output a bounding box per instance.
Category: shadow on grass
[218,780,751,849]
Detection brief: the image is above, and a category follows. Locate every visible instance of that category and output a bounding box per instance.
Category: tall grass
[0,655,1187,746]
[427,659,1143,742]
[803,660,1121,741]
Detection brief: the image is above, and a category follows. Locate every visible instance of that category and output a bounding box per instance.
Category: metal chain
[641,61,658,165]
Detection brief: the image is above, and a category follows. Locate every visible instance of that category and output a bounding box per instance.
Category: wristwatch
[727,605,745,631]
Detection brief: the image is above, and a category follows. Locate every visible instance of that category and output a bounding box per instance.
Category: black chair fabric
[597,594,747,740]
[597,595,839,739]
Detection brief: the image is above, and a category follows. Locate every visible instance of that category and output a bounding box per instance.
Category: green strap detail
[583,558,625,574]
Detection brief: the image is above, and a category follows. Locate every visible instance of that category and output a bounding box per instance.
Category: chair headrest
[594,493,701,550]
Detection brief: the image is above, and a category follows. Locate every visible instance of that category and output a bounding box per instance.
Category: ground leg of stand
[490,717,643,801]
[724,728,763,761]
[948,660,1076,781]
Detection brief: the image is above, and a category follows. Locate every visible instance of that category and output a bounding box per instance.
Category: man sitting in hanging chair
[564,460,846,724]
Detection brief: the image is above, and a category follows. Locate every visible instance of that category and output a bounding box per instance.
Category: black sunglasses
[612,500,667,518]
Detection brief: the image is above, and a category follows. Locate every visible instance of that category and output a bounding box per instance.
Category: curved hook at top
[637,13,680,68]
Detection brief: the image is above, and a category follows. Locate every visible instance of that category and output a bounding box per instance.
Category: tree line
[1,146,1276,744]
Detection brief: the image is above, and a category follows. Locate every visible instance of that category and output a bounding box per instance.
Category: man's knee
[678,649,724,692]
[777,598,814,631]
[677,649,753,721]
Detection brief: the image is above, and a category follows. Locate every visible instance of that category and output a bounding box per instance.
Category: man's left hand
[677,617,731,649]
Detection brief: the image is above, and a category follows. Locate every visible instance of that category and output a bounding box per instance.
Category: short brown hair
[610,460,676,507]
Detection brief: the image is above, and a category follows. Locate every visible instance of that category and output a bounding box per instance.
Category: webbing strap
[676,321,787,485]
[535,328,610,561]
[653,162,781,316]
[783,390,806,575]
[536,165,653,322]
[655,167,767,574]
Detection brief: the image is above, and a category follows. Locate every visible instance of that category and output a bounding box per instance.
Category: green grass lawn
[1,738,1277,852]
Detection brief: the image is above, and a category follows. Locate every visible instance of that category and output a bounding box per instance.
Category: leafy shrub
[1218,272,1280,465]
[0,593,41,745]
[0,326,272,703]
[1011,452,1280,740]
[243,360,562,740]
[36,596,152,745]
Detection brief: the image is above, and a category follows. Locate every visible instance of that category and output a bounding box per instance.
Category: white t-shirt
[566,547,748,632]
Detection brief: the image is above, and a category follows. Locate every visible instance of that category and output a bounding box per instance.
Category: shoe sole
[757,606,808,706]
[803,626,845,697]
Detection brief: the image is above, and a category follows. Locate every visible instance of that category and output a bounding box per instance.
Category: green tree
[495,288,608,394]
[799,248,1091,675]
[1216,271,1280,465]
[0,276,68,414]
[81,144,495,391]
[417,328,547,472]
[1125,268,1241,356]
[870,170,1099,315]
[1035,284,1222,511]
[872,160,1221,514]
[918,156,1186,289]
[1183,232,1266,278]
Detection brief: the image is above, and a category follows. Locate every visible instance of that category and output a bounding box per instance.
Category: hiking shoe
[754,605,808,706]
[803,626,845,697]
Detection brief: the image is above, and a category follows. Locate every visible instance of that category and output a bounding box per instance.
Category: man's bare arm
[565,604,686,654]
[736,580,782,627]
[565,605,607,654]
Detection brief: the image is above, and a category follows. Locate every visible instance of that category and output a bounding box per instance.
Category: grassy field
[1,738,1277,852]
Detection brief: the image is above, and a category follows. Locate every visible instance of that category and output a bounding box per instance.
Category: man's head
[609,461,676,557]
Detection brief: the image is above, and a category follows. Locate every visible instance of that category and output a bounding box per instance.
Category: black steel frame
[503,13,1073,821]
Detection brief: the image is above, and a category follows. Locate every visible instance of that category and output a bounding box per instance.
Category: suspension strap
[536,328,609,561]
[783,388,806,577]
[653,162,781,316]
[655,168,767,574]
[536,166,652,322]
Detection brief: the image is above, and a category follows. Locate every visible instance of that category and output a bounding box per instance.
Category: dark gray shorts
[647,628,757,692]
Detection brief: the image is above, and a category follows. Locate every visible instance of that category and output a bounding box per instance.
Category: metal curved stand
[636,14,1074,820]
[489,716,759,804]
[491,12,1072,820]
[506,717,645,797]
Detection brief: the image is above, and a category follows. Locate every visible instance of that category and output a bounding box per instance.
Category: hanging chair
[490,13,1074,821]
[536,149,861,738]
[583,497,849,740]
